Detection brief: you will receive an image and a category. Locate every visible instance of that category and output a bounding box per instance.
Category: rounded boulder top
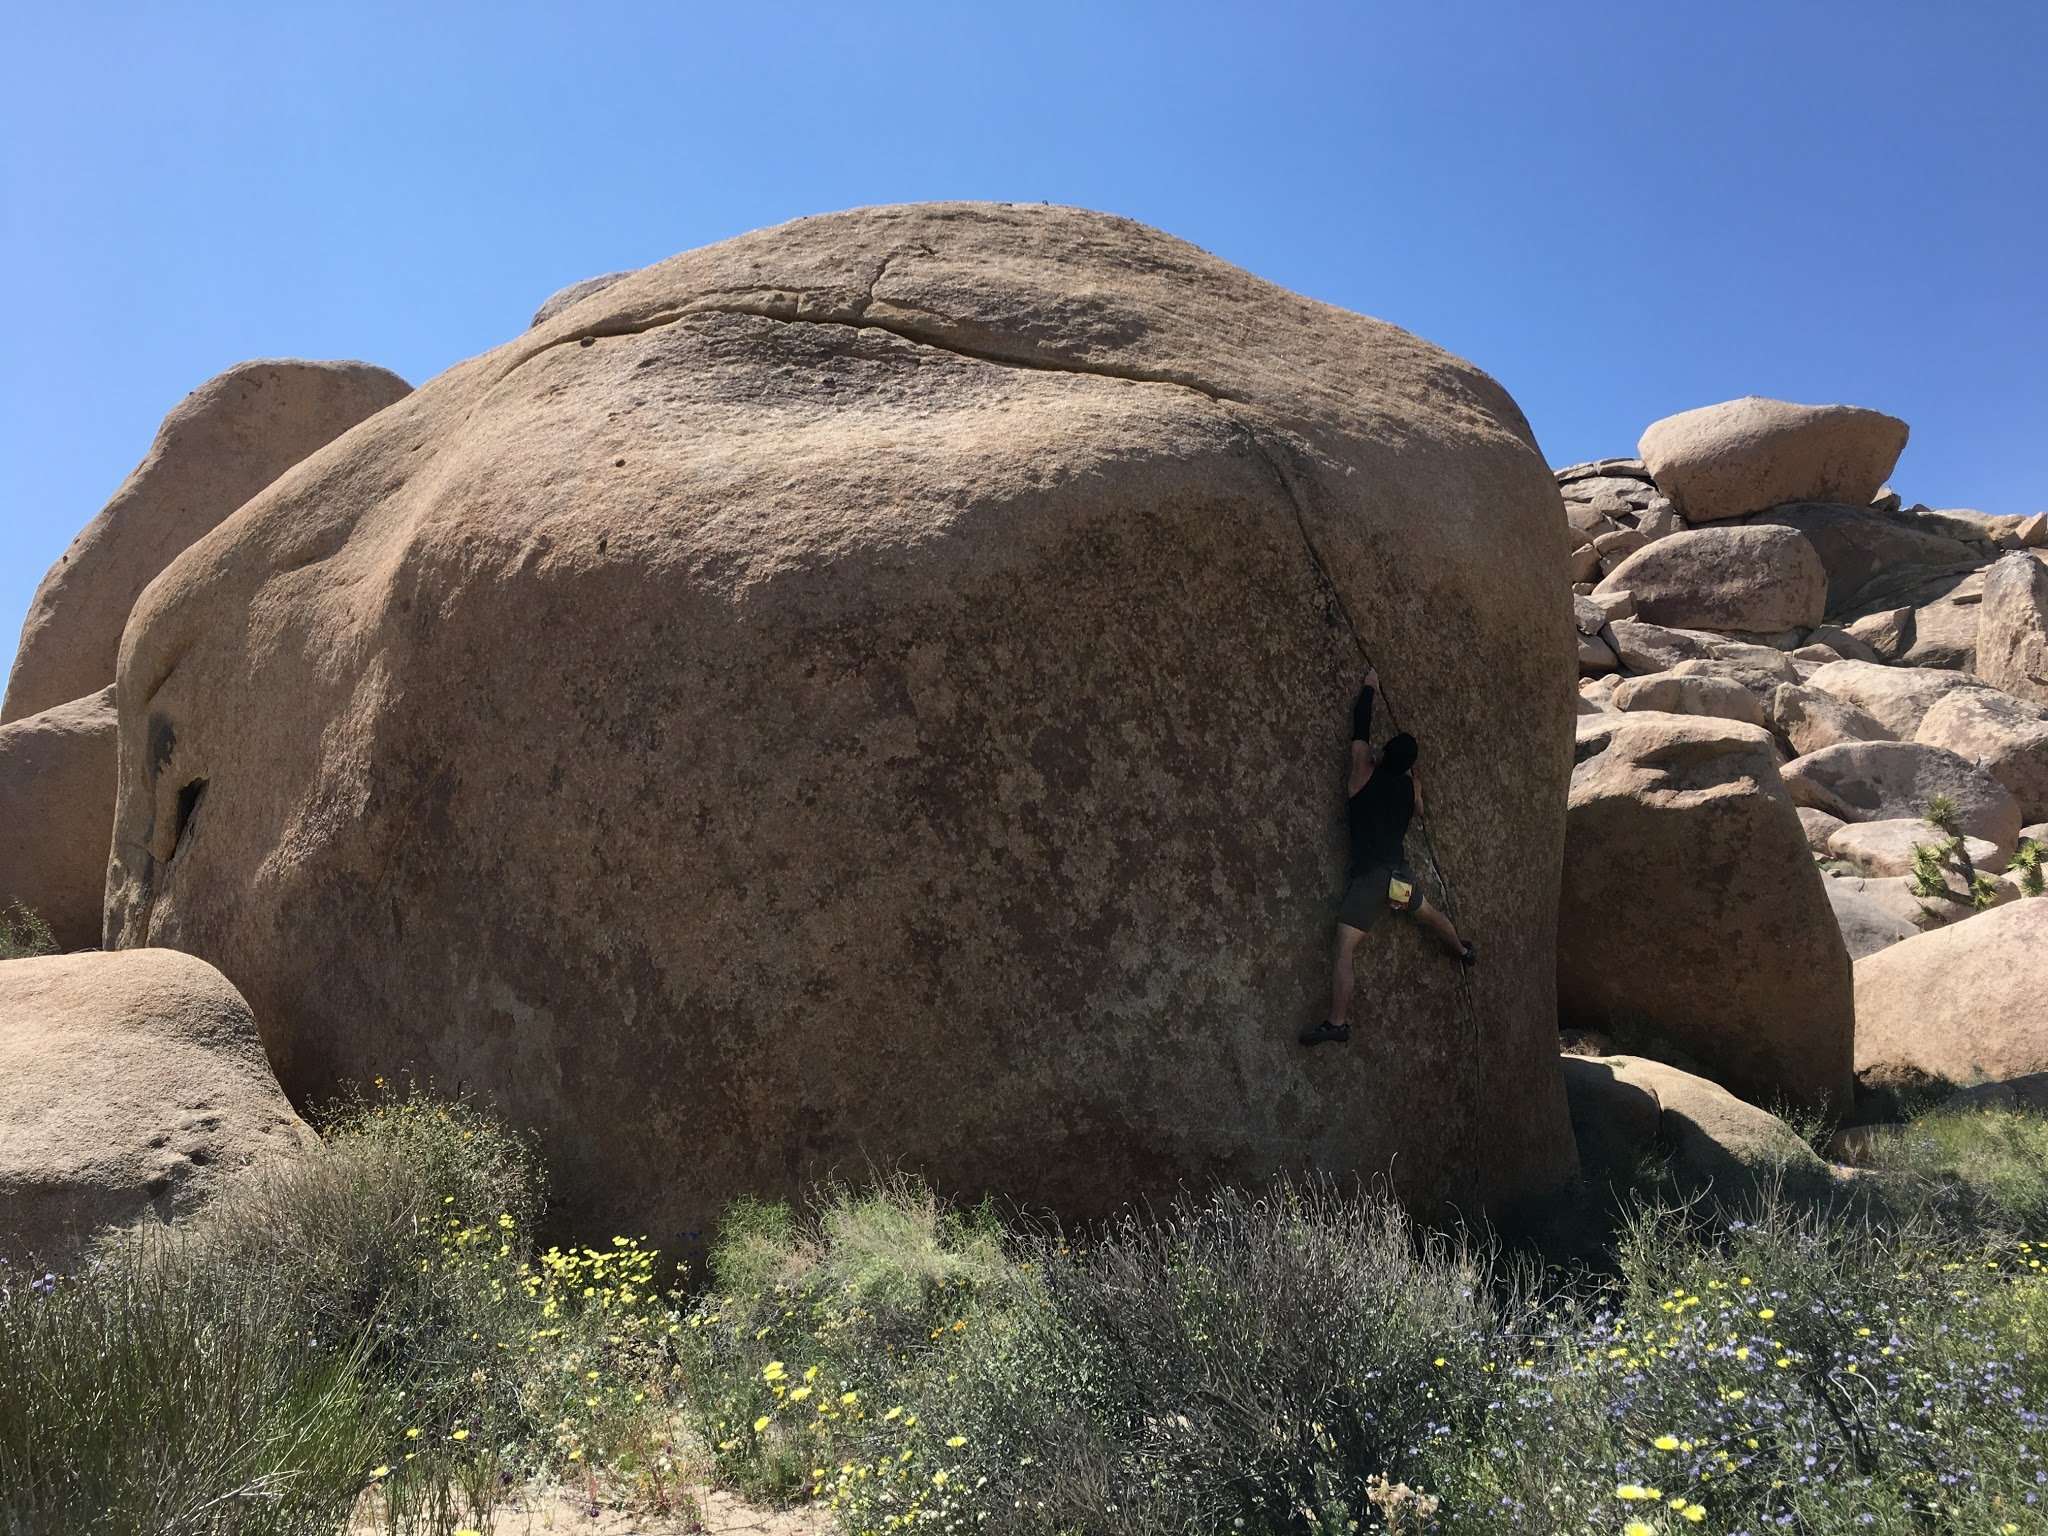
[103,202,1579,1241]
[3,358,413,724]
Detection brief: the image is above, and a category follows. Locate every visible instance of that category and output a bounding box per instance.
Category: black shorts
[1338,864,1423,931]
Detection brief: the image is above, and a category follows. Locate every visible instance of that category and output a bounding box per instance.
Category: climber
[1300,667,1475,1047]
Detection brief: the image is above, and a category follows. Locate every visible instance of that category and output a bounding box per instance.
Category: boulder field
[97,203,1580,1239]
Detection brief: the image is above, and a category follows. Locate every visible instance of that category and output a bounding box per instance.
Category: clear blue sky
[4,1,2043,688]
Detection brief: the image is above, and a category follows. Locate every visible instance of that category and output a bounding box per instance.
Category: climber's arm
[1347,670,1380,797]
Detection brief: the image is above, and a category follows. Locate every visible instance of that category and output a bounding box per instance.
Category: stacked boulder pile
[1561,395,2048,1144]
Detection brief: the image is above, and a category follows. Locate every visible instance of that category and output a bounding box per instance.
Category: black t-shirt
[1346,685,1412,871]
[1349,767,1414,873]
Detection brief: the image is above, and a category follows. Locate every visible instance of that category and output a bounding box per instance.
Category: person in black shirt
[1300,668,1475,1046]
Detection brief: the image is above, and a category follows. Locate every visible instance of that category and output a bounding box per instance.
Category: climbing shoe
[1457,939,1477,968]
[1299,1020,1351,1046]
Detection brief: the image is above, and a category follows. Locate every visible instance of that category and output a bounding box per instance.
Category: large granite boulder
[1855,899,2048,1090]
[1594,526,1826,634]
[0,949,315,1269]
[1637,398,1908,525]
[3,360,412,724]
[1804,659,1990,737]
[1977,553,2048,706]
[100,204,1579,1238]
[1560,712,1853,1110]
[1780,740,2022,859]
[0,687,116,951]
[1740,502,1979,613]
[1915,686,2048,823]
[1562,1054,1828,1199]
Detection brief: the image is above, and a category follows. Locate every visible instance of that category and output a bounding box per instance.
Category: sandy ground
[351,1485,832,1535]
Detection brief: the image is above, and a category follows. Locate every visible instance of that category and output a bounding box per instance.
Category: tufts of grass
[0,1250,383,1536]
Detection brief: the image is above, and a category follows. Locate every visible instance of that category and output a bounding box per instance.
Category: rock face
[1780,741,2022,859]
[1977,553,2048,705]
[0,688,116,950]
[1855,900,2048,1089]
[0,949,315,1268]
[1594,526,1826,634]
[1560,712,1853,1110]
[1804,660,1988,737]
[3,361,412,724]
[1562,1054,1828,1199]
[1637,398,1908,525]
[101,204,1579,1237]
[1915,686,2048,823]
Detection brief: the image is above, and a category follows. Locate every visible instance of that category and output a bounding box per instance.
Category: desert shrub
[1864,1106,2048,1234]
[0,899,56,959]
[680,1173,1020,1505]
[0,1251,382,1536]
[0,1083,692,1535]
[683,1118,2048,1536]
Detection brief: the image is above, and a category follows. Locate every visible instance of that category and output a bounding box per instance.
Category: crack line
[492,287,1247,409]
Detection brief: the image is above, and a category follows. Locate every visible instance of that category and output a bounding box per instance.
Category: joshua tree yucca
[1907,794,2002,914]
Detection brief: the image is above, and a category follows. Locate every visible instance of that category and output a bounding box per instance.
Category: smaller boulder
[1579,633,1619,675]
[1976,553,2048,706]
[1805,659,1990,737]
[1844,607,1914,661]
[1821,874,1939,961]
[0,950,315,1269]
[1555,457,1654,486]
[1561,712,1852,1110]
[1855,900,2048,1091]
[1825,818,2002,878]
[1807,624,1883,663]
[1766,683,1895,757]
[1562,1054,1829,1199]
[0,688,116,950]
[1638,398,1908,524]
[1780,740,2022,857]
[1595,526,1827,634]
[1611,671,1767,728]
[1799,807,1846,855]
[1915,686,2048,823]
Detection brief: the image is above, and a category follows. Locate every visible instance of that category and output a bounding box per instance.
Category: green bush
[0,900,56,960]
